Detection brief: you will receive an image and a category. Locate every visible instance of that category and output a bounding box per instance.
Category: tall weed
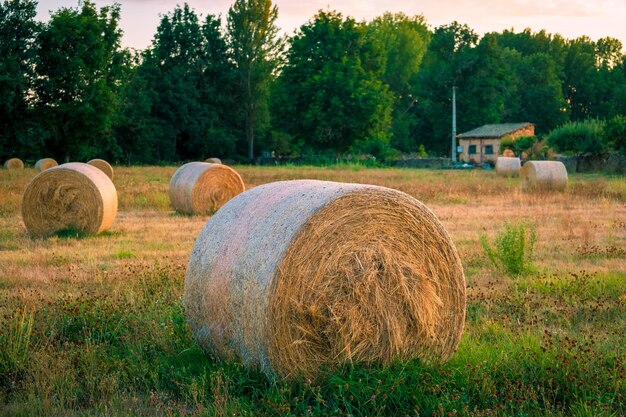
[480,222,537,276]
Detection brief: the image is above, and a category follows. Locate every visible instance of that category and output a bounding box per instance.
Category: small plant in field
[0,308,34,382]
[480,221,537,276]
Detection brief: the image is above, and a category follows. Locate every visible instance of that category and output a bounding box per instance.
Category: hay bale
[184,180,466,379]
[21,162,118,237]
[87,159,114,180]
[35,158,58,172]
[495,157,521,177]
[168,162,245,215]
[502,148,515,157]
[520,160,568,191]
[4,158,24,169]
[205,157,222,164]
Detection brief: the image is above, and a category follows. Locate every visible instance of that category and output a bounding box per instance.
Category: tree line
[1,0,625,164]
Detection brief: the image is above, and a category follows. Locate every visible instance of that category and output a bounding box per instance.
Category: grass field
[1,165,625,416]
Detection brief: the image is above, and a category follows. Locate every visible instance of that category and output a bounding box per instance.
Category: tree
[35,1,124,161]
[509,53,569,133]
[272,10,393,157]
[227,0,282,160]
[563,37,596,121]
[141,4,206,161]
[367,12,430,152]
[137,5,237,162]
[461,33,516,129]
[413,22,478,155]
[0,0,40,160]
[113,51,157,164]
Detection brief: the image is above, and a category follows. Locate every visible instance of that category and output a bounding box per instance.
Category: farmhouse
[457,122,535,164]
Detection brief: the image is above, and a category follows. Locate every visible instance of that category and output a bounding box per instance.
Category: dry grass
[0,164,624,416]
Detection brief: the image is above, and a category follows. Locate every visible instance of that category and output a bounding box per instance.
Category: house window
[485,145,494,155]
[468,145,477,155]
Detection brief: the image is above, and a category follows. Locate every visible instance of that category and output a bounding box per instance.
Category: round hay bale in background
[185,180,466,379]
[495,157,521,177]
[4,158,24,169]
[205,157,221,164]
[35,158,58,172]
[520,160,568,191]
[502,148,515,157]
[169,162,244,215]
[87,159,114,180]
[22,162,118,237]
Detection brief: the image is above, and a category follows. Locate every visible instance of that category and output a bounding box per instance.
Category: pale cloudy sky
[36,0,626,50]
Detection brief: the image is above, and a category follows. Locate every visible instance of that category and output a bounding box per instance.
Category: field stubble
[0,165,624,416]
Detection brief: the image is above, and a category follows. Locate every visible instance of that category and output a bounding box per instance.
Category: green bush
[605,115,626,154]
[480,222,537,276]
[500,135,537,156]
[546,119,607,157]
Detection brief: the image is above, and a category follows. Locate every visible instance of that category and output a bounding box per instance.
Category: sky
[35,0,626,51]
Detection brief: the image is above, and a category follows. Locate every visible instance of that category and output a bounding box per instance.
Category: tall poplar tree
[227,0,282,160]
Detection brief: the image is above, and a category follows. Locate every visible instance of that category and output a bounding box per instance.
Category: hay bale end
[35,158,58,172]
[4,158,24,169]
[169,162,244,215]
[87,159,114,180]
[21,162,118,237]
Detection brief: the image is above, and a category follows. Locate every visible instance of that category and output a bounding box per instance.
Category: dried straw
[520,161,568,191]
[35,158,58,172]
[87,159,114,180]
[21,162,118,237]
[495,157,521,177]
[184,180,466,379]
[205,157,222,164]
[4,158,24,169]
[169,162,245,215]
[502,149,515,157]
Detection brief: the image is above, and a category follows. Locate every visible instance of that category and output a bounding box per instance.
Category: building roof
[457,123,533,139]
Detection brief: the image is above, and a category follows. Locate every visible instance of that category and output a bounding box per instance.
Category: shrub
[546,119,607,158]
[480,222,537,276]
[605,115,626,154]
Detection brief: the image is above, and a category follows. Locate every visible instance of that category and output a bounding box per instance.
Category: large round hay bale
[205,157,221,164]
[35,158,58,172]
[21,162,118,237]
[4,158,24,169]
[87,159,114,180]
[520,161,568,191]
[169,162,245,215]
[495,157,521,177]
[184,180,466,379]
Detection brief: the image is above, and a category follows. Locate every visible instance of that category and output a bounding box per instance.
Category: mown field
[1,165,625,417]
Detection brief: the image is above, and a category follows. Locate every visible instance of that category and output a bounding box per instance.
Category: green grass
[0,260,623,416]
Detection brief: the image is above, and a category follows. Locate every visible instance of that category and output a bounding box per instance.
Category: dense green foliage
[1,0,626,163]
[547,119,608,158]
[272,11,393,159]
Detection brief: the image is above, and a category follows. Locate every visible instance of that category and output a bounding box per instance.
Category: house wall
[509,125,535,139]
[458,125,535,164]
[459,138,501,164]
